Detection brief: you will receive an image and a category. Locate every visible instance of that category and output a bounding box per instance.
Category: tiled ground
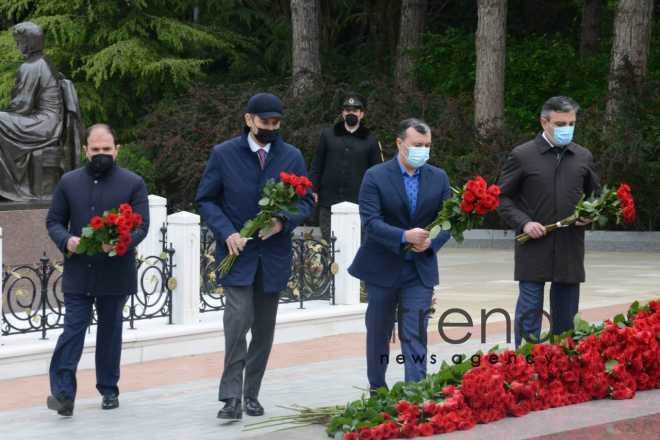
[1,248,658,439]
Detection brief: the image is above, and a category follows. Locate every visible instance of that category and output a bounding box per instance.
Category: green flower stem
[516,213,579,244]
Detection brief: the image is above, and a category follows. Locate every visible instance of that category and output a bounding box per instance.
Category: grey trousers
[218,264,280,402]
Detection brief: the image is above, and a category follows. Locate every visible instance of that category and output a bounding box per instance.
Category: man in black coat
[310,93,383,240]
[45,124,149,416]
[497,96,600,347]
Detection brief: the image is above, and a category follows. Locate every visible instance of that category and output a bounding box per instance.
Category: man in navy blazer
[196,93,313,420]
[45,124,149,416]
[349,118,452,393]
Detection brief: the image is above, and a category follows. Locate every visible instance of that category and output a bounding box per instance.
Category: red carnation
[343,433,358,440]
[131,213,143,226]
[487,184,501,196]
[106,212,119,225]
[460,200,474,214]
[463,191,476,203]
[115,242,129,256]
[475,202,490,216]
[90,216,104,230]
[119,203,132,215]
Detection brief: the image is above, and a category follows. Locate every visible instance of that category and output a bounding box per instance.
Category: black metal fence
[200,226,336,312]
[1,226,175,338]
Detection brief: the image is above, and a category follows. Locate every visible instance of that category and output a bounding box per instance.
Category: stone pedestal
[0,201,61,267]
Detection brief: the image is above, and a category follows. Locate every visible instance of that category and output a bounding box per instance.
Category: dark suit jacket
[497,133,600,283]
[46,165,150,295]
[349,158,452,288]
[196,129,314,293]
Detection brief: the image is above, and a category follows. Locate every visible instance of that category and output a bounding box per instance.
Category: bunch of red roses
[460,176,501,216]
[218,172,312,275]
[517,182,637,244]
[616,183,636,224]
[280,172,313,197]
[409,175,501,246]
[76,203,142,257]
[334,299,659,439]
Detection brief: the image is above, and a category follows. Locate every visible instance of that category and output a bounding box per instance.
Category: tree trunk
[474,0,507,136]
[606,0,654,119]
[291,0,321,97]
[394,0,427,93]
[580,0,602,58]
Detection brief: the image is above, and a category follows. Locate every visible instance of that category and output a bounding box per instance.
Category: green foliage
[0,0,249,126]
[116,143,157,193]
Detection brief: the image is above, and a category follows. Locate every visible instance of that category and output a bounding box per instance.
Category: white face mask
[406,145,430,168]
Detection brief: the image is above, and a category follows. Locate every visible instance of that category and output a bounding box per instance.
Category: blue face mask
[553,125,574,146]
[406,145,430,168]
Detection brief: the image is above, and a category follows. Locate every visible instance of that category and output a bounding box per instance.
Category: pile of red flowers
[616,183,636,224]
[339,300,659,439]
[77,203,143,257]
[280,172,313,197]
[460,176,501,215]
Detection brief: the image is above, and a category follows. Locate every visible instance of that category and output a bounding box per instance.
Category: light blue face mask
[407,145,430,168]
[553,125,575,146]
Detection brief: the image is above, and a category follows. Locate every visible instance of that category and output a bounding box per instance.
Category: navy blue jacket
[46,165,150,296]
[349,158,452,288]
[196,129,314,293]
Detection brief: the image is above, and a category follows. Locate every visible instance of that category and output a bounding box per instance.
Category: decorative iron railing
[1,226,175,338]
[199,226,336,312]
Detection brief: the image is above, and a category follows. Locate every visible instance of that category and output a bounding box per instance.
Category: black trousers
[218,263,280,401]
[49,293,128,399]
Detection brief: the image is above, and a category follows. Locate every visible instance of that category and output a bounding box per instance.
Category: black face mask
[344,114,359,127]
[88,154,114,175]
[254,128,280,144]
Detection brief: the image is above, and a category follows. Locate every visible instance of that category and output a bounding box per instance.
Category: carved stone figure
[0,21,83,201]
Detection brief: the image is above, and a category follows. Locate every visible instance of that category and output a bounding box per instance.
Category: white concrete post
[331,202,361,305]
[137,195,168,258]
[167,211,200,325]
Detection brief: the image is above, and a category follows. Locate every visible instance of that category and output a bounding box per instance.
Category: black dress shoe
[47,394,74,417]
[102,394,119,410]
[217,398,242,420]
[244,397,264,416]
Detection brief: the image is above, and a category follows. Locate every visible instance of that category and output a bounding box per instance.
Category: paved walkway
[0,248,658,439]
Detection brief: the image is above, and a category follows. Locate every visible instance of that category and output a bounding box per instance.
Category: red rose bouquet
[75,203,143,257]
[408,175,500,247]
[218,172,312,275]
[516,183,636,244]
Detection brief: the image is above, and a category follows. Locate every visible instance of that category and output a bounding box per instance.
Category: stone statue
[0,21,83,202]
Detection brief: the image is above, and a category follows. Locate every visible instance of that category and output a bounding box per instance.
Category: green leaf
[429,225,441,239]
[441,221,451,230]
[258,197,270,207]
[82,226,94,238]
[573,313,590,334]
[605,359,618,373]
[613,313,627,328]
[598,215,608,227]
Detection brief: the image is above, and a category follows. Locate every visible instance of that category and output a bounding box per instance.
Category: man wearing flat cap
[310,92,383,240]
[196,93,313,420]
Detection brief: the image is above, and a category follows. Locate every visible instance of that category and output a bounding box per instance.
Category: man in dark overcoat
[196,93,313,420]
[310,92,383,240]
[497,96,600,347]
[45,124,149,416]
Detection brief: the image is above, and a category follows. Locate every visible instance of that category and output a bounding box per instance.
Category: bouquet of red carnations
[75,203,143,257]
[409,175,501,247]
[218,172,312,276]
[516,183,636,244]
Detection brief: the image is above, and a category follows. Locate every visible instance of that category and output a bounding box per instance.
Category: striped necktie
[257,148,267,169]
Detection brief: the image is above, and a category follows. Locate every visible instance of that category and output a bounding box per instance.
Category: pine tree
[0,0,249,126]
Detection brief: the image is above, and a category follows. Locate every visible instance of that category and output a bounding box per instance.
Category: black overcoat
[497,133,600,283]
